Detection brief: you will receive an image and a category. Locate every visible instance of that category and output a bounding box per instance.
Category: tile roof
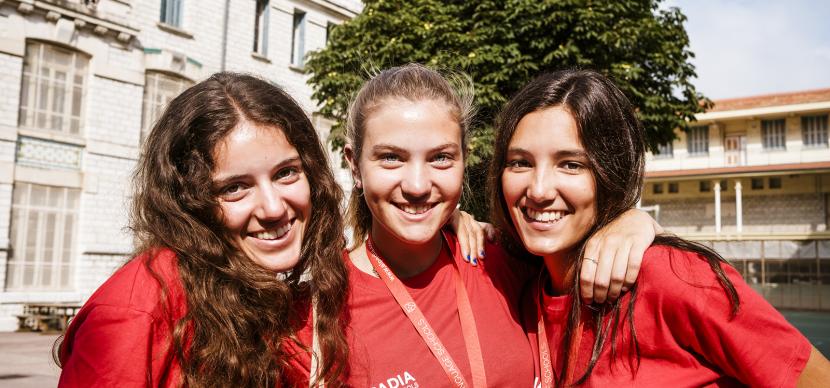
[708,88,830,112]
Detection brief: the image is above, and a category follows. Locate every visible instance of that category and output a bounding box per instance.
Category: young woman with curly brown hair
[57,72,349,387]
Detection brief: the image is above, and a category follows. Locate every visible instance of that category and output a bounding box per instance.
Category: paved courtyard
[0,332,61,387]
[0,312,827,387]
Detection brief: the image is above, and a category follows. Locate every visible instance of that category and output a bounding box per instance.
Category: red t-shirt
[343,231,536,387]
[526,245,812,387]
[59,249,313,387]
[59,249,186,387]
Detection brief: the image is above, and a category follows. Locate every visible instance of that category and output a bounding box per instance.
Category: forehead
[510,106,583,149]
[212,120,297,166]
[362,98,461,149]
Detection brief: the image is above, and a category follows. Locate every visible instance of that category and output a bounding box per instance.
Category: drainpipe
[220,0,230,71]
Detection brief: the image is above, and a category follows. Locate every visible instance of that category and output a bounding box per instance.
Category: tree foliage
[305,0,707,217]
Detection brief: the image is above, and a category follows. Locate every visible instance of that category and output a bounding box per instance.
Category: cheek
[285,179,312,219]
[218,201,249,233]
[500,173,524,207]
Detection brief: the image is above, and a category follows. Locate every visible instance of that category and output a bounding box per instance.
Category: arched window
[18,41,89,136]
[141,71,193,141]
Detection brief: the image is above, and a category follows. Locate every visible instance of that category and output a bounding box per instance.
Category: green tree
[306,0,706,218]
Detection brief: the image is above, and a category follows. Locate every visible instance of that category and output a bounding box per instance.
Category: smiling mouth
[523,208,567,223]
[251,220,293,240]
[394,202,437,215]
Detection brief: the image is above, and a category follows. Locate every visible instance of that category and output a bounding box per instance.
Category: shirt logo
[404,302,417,313]
[372,371,418,388]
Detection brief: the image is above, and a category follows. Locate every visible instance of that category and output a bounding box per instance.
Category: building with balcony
[643,88,830,311]
[0,0,361,331]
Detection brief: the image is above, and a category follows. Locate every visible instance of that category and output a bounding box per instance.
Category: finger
[466,216,479,266]
[456,218,470,262]
[592,238,617,304]
[473,220,485,263]
[606,240,633,302]
[622,239,647,292]
[579,239,600,302]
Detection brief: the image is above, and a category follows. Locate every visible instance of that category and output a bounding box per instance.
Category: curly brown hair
[128,72,348,387]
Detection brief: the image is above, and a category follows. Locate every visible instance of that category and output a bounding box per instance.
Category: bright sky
[665,0,830,100]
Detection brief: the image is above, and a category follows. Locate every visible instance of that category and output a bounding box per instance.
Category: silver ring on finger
[583,257,598,265]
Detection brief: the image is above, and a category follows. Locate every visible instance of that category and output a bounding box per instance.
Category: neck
[542,251,579,296]
[368,223,443,279]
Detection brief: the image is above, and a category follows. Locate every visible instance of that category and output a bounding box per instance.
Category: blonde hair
[345,63,475,247]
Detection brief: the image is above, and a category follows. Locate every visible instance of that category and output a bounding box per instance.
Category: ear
[344,143,362,189]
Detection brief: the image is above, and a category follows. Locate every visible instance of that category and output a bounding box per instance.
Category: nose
[400,163,431,200]
[527,166,557,204]
[255,184,287,221]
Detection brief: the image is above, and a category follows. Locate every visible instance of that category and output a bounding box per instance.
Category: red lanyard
[366,232,487,388]
[535,272,583,388]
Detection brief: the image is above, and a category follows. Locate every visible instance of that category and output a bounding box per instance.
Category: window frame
[802,114,828,148]
[160,0,183,27]
[5,183,79,291]
[141,71,194,142]
[253,0,270,56]
[18,40,90,137]
[686,126,709,156]
[761,118,787,151]
[290,9,307,67]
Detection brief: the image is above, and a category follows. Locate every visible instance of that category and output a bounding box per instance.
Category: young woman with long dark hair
[57,73,349,387]
[490,69,830,387]
[338,64,661,387]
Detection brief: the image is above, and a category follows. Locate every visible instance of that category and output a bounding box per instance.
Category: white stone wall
[0,53,22,129]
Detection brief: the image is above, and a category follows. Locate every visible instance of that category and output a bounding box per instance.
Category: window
[653,183,663,194]
[253,0,269,55]
[751,178,764,190]
[802,115,828,148]
[5,183,79,291]
[668,182,679,193]
[769,177,782,189]
[686,126,708,155]
[699,181,711,192]
[141,72,193,140]
[761,119,786,150]
[291,10,306,67]
[160,0,182,27]
[719,179,727,192]
[19,41,88,136]
[655,141,673,158]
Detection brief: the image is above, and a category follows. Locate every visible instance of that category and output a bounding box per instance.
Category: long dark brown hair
[117,72,345,386]
[344,63,475,247]
[489,69,740,386]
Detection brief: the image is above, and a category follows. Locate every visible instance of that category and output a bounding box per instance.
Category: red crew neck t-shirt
[344,231,536,387]
[526,245,812,387]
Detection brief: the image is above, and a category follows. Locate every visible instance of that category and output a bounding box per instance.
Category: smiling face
[211,121,311,272]
[349,98,464,247]
[501,106,597,259]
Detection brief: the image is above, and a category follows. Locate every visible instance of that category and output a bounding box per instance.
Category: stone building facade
[0,0,361,331]
[643,89,830,311]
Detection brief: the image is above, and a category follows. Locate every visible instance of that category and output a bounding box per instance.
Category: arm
[580,208,661,303]
[797,347,830,387]
[59,305,160,387]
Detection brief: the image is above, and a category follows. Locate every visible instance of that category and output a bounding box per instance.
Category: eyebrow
[212,156,302,184]
[371,142,460,154]
[506,147,588,159]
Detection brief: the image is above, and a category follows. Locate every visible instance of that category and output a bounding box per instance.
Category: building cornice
[695,101,830,123]
[646,161,830,180]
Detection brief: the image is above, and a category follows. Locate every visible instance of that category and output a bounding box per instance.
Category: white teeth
[254,222,291,240]
[400,204,431,215]
[525,208,565,223]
